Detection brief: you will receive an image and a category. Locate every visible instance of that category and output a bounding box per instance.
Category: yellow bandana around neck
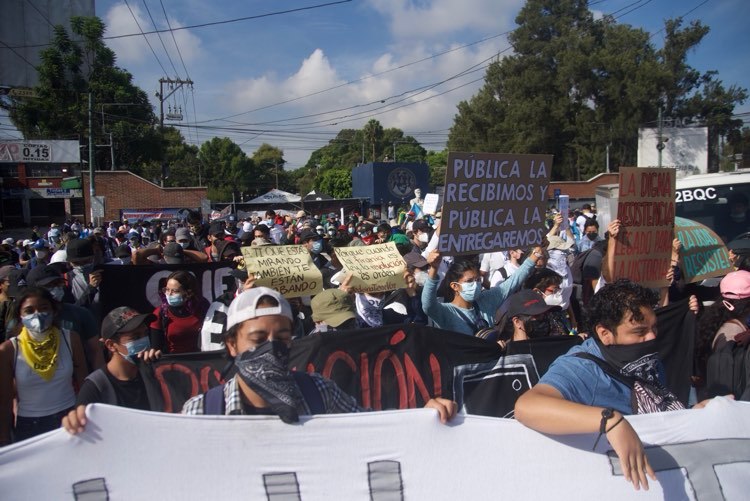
[18,326,61,381]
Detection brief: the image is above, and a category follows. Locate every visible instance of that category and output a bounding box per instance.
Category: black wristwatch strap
[592,408,615,450]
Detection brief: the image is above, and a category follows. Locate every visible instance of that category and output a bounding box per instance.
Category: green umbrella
[674,217,733,283]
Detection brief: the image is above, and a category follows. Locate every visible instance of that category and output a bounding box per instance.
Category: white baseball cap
[225,287,293,330]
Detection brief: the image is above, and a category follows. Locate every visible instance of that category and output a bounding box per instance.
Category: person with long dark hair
[421,247,544,336]
[149,270,210,354]
[0,287,87,444]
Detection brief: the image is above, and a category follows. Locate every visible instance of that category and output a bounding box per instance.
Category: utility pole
[656,107,666,168]
[88,92,95,224]
[157,77,193,186]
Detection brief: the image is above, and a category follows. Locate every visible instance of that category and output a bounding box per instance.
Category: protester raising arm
[421,248,544,335]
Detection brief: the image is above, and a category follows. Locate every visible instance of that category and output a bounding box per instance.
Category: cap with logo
[101,306,156,339]
[505,289,559,319]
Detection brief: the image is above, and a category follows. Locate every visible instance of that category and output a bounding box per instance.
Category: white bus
[596,169,750,242]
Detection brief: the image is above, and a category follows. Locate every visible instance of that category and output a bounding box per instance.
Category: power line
[141,0,181,78]
[123,0,169,76]
[196,0,664,127]
[3,0,353,49]
[195,29,514,124]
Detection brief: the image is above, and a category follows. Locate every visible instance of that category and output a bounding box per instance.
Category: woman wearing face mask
[0,287,88,444]
[522,268,576,337]
[150,271,210,354]
[421,247,544,336]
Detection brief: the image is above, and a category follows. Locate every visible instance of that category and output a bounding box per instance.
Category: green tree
[363,119,384,163]
[198,137,254,201]
[448,0,746,179]
[141,127,200,187]
[316,168,352,198]
[1,16,160,171]
[426,149,448,187]
[251,143,286,193]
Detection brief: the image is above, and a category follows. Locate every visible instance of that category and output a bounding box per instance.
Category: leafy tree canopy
[1,16,160,172]
[448,0,747,179]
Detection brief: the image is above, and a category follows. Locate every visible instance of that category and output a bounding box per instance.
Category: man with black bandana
[183,287,457,423]
[515,280,693,491]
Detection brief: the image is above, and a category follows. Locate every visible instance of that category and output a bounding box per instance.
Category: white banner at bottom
[0,398,748,500]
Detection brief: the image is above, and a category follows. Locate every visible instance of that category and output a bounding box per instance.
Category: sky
[4,0,750,171]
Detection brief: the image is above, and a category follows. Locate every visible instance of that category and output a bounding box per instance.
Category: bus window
[676,185,750,242]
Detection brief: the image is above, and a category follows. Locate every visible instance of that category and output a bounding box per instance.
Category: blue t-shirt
[539,338,664,415]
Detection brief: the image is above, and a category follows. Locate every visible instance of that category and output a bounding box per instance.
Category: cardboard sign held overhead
[334,242,406,294]
[439,152,553,255]
[558,195,569,230]
[422,193,440,215]
[613,167,676,288]
[241,245,323,298]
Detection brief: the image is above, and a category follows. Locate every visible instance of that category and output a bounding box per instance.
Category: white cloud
[366,0,523,40]
[103,4,202,73]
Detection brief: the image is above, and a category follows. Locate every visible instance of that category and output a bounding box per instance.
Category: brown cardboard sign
[241,245,323,298]
[439,152,552,255]
[613,167,676,288]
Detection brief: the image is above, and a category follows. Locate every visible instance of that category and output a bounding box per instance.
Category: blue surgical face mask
[21,311,55,340]
[311,240,324,254]
[178,242,190,249]
[167,294,184,307]
[348,227,355,235]
[458,280,481,302]
[118,336,151,365]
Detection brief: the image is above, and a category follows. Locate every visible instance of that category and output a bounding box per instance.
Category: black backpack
[570,249,593,285]
[705,335,750,401]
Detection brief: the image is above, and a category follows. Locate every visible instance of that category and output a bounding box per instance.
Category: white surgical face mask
[544,291,564,307]
[418,232,430,243]
[413,270,429,287]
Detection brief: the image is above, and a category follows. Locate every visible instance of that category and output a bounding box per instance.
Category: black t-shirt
[76,366,151,410]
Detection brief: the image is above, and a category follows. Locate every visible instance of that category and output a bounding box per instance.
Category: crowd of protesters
[0,202,746,490]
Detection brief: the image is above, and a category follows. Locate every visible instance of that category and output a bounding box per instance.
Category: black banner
[134,290,694,416]
[98,262,234,316]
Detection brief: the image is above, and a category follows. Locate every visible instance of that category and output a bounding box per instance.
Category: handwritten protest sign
[674,217,733,283]
[423,193,439,215]
[613,167,676,288]
[241,245,323,298]
[439,152,552,255]
[334,242,406,293]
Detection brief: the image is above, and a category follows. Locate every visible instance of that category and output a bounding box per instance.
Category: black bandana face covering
[235,340,304,423]
[598,338,660,379]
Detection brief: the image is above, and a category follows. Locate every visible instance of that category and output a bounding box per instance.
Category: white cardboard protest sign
[241,244,323,298]
[0,399,748,499]
[422,193,439,215]
[334,242,406,293]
